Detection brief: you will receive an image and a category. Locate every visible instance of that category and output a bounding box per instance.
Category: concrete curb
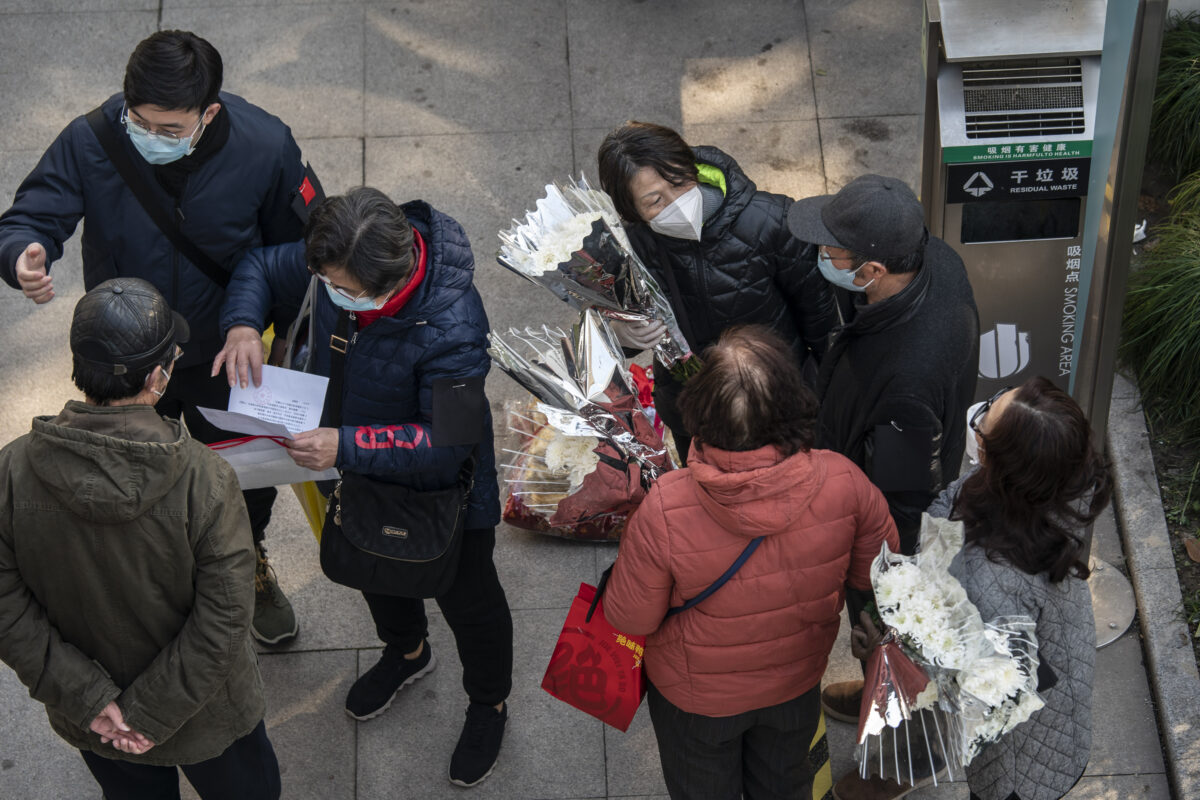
[1108,372,1200,799]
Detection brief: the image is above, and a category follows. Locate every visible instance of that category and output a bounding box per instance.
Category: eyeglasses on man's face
[120,104,204,142]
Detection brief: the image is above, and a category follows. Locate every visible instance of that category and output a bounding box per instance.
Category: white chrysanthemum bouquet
[497,176,701,383]
[856,514,1044,785]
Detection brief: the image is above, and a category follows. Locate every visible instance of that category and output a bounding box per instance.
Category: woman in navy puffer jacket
[214,188,511,788]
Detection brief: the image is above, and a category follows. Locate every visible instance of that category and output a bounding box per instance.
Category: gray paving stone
[297,137,365,196]
[575,119,824,218]
[1172,755,1200,800]
[0,667,98,800]
[604,704,667,797]
[1090,505,1125,570]
[0,147,83,448]
[364,0,571,138]
[0,249,85,446]
[163,0,362,6]
[253,488,382,653]
[805,0,924,119]
[1062,773,1172,799]
[1085,633,1167,777]
[0,0,153,11]
[363,129,577,338]
[182,650,358,800]
[161,5,365,139]
[495,524,605,611]
[571,127,611,181]
[567,0,815,132]
[0,12,157,151]
[355,609,606,799]
[818,115,922,194]
[683,121,825,201]
[1109,374,1176,572]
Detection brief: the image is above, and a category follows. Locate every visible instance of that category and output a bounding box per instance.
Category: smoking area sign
[947,158,1091,204]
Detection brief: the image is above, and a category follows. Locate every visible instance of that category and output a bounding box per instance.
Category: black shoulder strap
[664,536,765,617]
[325,309,353,426]
[85,106,230,289]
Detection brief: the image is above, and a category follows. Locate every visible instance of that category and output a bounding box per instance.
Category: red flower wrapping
[858,638,932,745]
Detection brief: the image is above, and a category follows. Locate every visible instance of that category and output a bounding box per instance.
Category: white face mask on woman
[648,185,704,241]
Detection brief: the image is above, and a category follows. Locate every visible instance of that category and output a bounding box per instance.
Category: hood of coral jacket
[685,442,825,537]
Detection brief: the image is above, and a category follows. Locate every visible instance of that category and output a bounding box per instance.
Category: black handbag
[315,308,479,598]
[319,450,476,598]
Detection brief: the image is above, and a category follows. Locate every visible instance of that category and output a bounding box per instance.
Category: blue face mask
[324,282,385,312]
[123,107,204,166]
[817,251,874,293]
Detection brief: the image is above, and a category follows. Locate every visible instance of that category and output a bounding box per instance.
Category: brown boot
[821,679,864,724]
[831,771,921,800]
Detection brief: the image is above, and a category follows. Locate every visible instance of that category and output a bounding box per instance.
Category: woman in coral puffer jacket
[605,325,899,800]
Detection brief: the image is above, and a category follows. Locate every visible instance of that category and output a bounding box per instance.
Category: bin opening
[961,197,1081,244]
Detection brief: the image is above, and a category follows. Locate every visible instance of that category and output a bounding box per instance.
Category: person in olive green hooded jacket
[0,278,279,799]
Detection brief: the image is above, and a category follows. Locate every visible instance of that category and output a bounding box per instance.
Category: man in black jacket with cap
[787,175,979,798]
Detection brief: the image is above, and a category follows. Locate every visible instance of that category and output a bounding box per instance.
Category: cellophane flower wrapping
[497,175,701,383]
[857,514,1046,783]
[490,309,676,539]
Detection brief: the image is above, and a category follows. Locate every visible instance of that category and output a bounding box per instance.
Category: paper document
[198,365,338,491]
[197,408,295,441]
[206,437,339,491]
[228,365,329,434]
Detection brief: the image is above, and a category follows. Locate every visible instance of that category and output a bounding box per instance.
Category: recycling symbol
[963,171,994,198]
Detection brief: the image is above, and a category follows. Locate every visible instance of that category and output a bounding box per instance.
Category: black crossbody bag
[318,309,478,598]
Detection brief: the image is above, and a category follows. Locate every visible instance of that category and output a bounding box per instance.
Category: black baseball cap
[787,174,926,259]
[70,278,189,376]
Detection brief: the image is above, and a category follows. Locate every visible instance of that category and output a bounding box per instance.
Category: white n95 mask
[649,186,704,241]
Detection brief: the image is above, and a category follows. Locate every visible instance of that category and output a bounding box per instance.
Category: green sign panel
[943,141,1093,164]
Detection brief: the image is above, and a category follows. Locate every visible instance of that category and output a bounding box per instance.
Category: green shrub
[1121,171,1200,437]
[1150,12,1200,182]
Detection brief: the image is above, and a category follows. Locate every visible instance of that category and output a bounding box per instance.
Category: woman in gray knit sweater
[927,376,1112,800]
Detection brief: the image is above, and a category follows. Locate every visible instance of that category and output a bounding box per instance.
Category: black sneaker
[448,702,508,787]
[345,642,436,721]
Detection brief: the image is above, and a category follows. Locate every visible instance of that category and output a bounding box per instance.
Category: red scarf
[356,228,428,328]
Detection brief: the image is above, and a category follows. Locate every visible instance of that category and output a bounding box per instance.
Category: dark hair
[597,121,700,224]
[849,248,924,275]
[305,187,416,297]
[952,376,1113,582]
[124,30,223,111]
[72,348,174,405]
[678,326,817,456]
[849,230,928,276]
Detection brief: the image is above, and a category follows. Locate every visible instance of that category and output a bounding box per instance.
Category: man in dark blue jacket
[0,30,320,645]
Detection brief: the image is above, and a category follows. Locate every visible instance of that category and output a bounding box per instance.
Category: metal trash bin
[920,0,1105,399]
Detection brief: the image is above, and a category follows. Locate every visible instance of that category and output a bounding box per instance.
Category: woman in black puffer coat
[598,122,837,463]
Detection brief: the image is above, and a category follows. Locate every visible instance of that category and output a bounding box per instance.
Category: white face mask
[648,185,704,241]
[964,400,987,465]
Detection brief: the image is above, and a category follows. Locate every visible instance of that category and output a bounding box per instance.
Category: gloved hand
[611,318,668,351]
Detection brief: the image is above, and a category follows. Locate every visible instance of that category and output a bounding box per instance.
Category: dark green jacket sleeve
[117,454,256,744]
[0,447,120,731]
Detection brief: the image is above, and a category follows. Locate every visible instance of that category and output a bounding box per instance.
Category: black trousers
[79,720,280,800]
[362,527,513,706]
[647,683,819,800]
[158,362,277,544]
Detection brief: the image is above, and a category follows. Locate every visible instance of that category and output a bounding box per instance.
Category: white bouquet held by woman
[497,176,700,382]
[858,515,1045,784]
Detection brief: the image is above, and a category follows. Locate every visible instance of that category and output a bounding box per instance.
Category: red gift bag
[542,582,647,732]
